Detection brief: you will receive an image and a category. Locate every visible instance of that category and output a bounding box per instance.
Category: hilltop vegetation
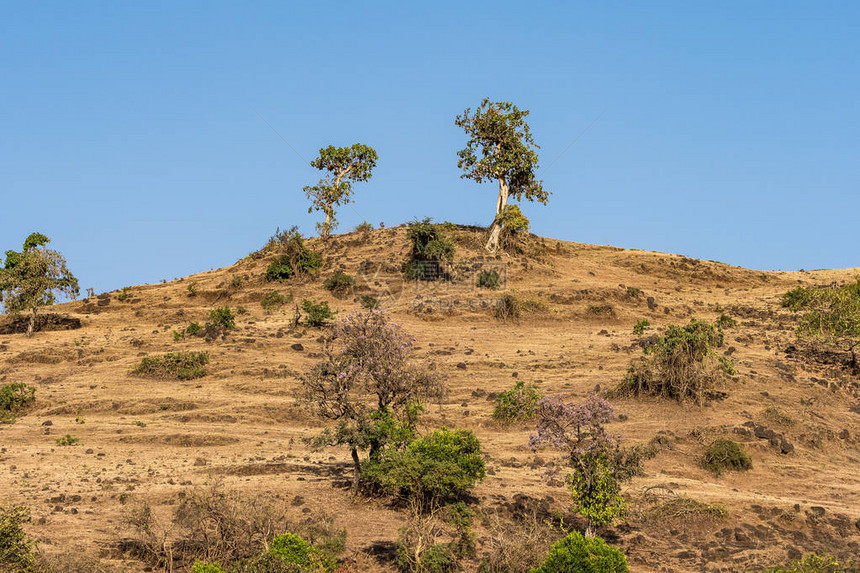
[0,222,859,572]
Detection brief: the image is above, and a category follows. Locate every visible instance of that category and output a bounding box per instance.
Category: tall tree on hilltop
[455,98,548,252]
[0,233,79,337]
[304,143,378,239]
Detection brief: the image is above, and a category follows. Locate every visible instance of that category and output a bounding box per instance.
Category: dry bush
[616,319,734,404]
[477,509,562,573]
[121,482,344,572]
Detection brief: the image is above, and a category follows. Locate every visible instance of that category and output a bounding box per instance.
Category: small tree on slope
[304,144,378,239]
[299,310,446,490]
[0,233,79,337]
[455,98,548,252]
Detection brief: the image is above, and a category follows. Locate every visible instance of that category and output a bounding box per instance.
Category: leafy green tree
[455,98,548,252]
[304,144,378,239]
[0,233,79,337]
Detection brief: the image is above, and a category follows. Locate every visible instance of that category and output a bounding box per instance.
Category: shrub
[117,286,132,301]
[493,381,541,424]
[530,395,639,534]
[324,272,355,293]
[131,352,210,380]
[264,228,322,281]
[360,295,380,310]
[632,319,650,335]
[261,291,290,311]
[494,292,521,322]
[0,505,38,571]
[55,434,79,446]
[405,219,455,281]
[208,306,236,330]
[477,270,501,289]
[187,282,198,297]
[0,383,36,423]
[186,322,202,336]
[363,427,486,505]
[626,286,642,298]
[716,313,737,329]
[396,538,456,573]
[258,532,337,572]
[191,562,225,573]
[616,319,730,404]
[639,496,726,523]
[701,438,752,476]
[531,531,628,573]
[496,204,530,234]
[783,279,860,370]
[302,299,335,327]
[354,221,374,233]
[567,454,626,530]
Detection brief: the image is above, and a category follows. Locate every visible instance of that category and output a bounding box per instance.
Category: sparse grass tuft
[55,434,79,446]
[632,319,650,335]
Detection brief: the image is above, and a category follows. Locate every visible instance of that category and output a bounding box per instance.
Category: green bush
[208,306,236,330]
[396,541,457,573]
[405,219,455,281]
[360,295,380,310]
[131,351,210,380]
[0,505,38,571]
[530,531,628,573]
[302,299,335,327]
[264,228,322,282]
[0,383,36,423]
[716,313,737,329]
[567,454,626,530]
[762,553,857,573]
[617,319,730,404]
[261,291,290,311]
[324,272,355,293]
[191,561,226,573]
[186,322,202,336]
[702,438,752,476]
[496,204,530,234]
[632,319,650,335]
[363,427,486,504]
[117,286,132,302]
[782,279,860,370]
[493,381,540,424]
[256,532,337,573]
[477,270,501,289]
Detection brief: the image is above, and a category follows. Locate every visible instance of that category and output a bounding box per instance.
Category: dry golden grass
[1,225,859,572]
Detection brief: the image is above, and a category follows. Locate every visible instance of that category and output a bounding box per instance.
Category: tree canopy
[0,233,79,337]
[455,98,548,252]
[304,143,378,239]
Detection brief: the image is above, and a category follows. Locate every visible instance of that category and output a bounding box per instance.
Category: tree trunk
[321,209,332,239]
[351,447,360,492]
[26,308,37,338]
[484,178,510,252]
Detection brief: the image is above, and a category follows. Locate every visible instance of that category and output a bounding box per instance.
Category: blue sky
[2,2,858,295]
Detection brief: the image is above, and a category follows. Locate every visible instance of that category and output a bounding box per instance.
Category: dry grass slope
[1,225,859,572]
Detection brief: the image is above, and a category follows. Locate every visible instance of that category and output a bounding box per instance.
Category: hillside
[1,224,859,572]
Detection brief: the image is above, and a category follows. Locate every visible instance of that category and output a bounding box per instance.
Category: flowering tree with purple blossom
[299,310,446,490]
[529,394,636,536]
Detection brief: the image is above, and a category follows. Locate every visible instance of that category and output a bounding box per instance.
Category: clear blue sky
[2,2,858,295]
